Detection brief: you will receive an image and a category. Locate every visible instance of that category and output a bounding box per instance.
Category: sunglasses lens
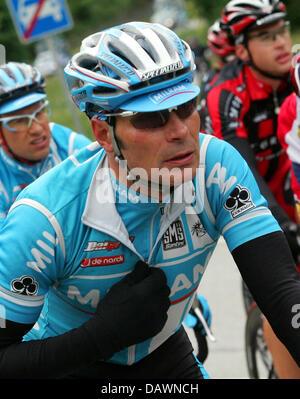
[129,98,197,130]
[175,98,197,119]
[131,110,169,129]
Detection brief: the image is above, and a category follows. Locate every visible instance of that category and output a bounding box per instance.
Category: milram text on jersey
[0,133,280,365]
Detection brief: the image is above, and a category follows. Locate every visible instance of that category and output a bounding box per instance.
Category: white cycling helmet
[64,21,199,119]
[0,62,46,114]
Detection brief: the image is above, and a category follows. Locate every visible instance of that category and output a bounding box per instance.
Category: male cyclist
[0,22,300,379]
[0,62,91,225]
[277,54,300,220]
[199,19,236,134]
[205,0,300,378]
[0,61,212,365]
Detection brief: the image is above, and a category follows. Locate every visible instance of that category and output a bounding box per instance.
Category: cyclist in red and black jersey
[206,0,300,379]
[206,1,300,256]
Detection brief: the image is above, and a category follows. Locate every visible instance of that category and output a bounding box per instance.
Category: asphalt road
[185,237,250,379]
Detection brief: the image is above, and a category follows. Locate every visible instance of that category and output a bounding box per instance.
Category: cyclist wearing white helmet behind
[0,62,91,225]
[1,21,300,380]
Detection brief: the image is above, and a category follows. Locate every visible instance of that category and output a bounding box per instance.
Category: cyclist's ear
[91,118,114,153]
[235,44,250,63]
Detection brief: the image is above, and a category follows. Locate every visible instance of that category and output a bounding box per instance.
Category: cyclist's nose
[165,111,189,141]
[274,32,288,47]
[27,118,44,134]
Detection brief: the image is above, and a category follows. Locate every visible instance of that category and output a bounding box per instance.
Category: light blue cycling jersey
[0,133,280,366]
[0,122,91,225]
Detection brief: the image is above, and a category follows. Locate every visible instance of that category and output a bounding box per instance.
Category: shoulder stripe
[68,132,76,156]
[9,199,66,259]
[69,142,101,166]
[0,285,44,307]
[221,207,273,235]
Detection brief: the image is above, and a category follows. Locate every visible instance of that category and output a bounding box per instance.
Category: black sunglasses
[103,98,197,130]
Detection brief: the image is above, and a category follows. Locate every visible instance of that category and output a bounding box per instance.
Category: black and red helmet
[221,0,287,44]
[207,20,236,62]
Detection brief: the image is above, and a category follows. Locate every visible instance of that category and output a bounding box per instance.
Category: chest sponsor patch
[80,255,125,267]
[84,241,121,252]
[224,185,255,218]
[162,219,186,251]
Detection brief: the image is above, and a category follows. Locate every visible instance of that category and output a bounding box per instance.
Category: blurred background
[1,0,299,139]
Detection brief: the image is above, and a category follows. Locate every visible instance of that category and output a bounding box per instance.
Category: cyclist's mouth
[30,136,48,148]
[276,52,291,64]
[165,151,194,166]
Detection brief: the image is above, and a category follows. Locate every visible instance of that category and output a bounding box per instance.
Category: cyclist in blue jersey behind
[0,62,91,225]
[0,22,300,379]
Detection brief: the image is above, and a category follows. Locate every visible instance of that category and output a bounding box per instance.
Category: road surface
[185,237,249,379]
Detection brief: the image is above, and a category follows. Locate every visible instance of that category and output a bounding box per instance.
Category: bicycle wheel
[245,304,277,379]
[241,279,254,313]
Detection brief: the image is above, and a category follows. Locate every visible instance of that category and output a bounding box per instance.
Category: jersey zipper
[273,89,280,115]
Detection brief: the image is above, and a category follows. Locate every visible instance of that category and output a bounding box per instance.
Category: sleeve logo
[11,275,38,296]
[224,185,255,218]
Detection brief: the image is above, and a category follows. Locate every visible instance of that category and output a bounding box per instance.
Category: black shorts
[67,326,208,379]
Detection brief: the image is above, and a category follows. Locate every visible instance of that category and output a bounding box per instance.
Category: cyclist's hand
[92,260,170,357]
[281,221,300,264]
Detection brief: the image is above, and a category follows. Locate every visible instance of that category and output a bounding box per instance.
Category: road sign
[6,0,73,43]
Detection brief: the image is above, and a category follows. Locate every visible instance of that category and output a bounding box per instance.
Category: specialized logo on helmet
[224,185,255,218]
[141,61,183,81]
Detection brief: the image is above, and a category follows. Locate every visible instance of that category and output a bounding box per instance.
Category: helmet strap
[108,121,138,182]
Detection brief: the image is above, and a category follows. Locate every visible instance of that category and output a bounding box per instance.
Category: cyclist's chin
[24,146,50,163]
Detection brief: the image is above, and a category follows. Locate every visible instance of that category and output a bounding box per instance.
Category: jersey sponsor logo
[220,90,242,121]
[207,162,237,195]
[253,112,268,123]
[141,61,183,81]
[162,219,186,251]
[11,275,38,296]
[84,238,134,252]
[84,240,121,252]
[148,83,186,105]
[224,185,255,218]
[191,221,206,237]
[67,286,100,309]
[26,231,56,273]
[80,255,125,267]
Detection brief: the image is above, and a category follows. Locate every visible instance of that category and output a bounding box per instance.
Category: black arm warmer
[232,231,300,366]
[227,136,290,225]
[0,317,113,379]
